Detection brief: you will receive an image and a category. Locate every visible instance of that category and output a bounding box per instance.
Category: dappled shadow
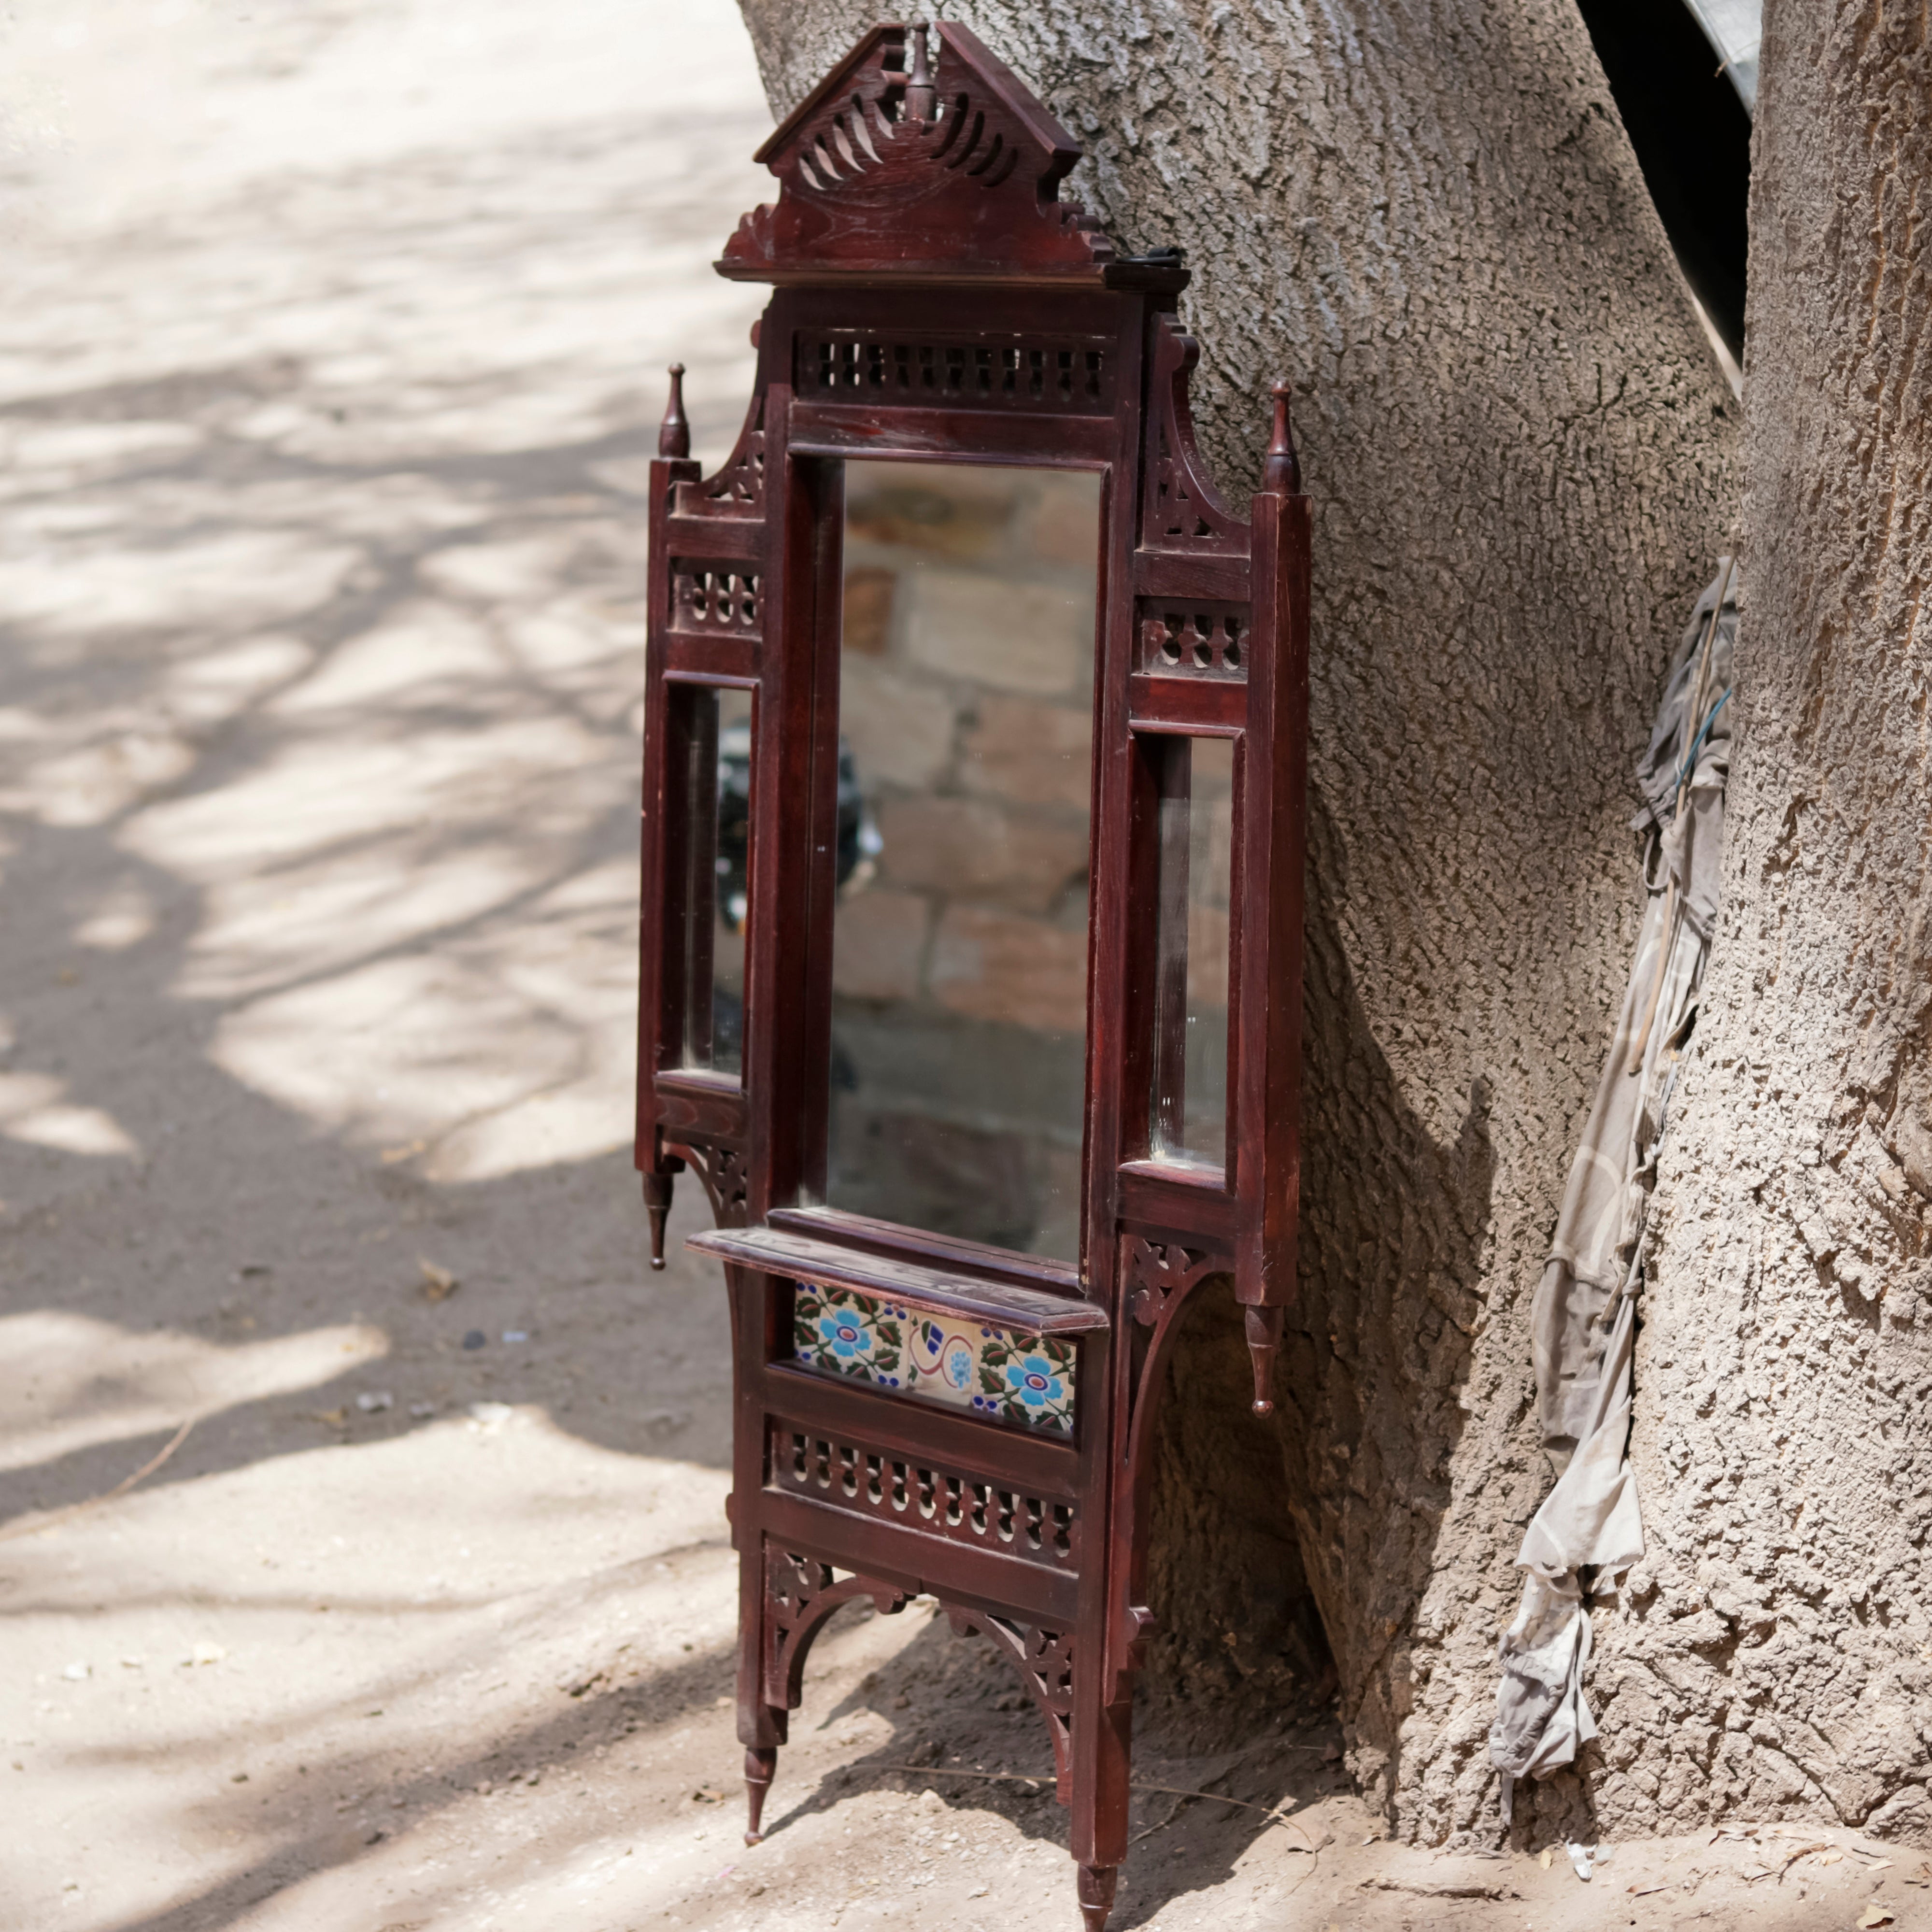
[0,14,780,1924]
[42,1558,740,1932]
[738,1605,1344,1928]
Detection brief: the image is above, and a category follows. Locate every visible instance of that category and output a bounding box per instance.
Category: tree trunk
[733,0,1739,1842]
[1612,0,1932,1838]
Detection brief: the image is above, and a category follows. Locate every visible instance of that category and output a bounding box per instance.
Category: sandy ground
[0,5,1924,1929]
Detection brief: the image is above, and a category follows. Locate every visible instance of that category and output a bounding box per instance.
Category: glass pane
[1150,735,1233,1168]
[828,459,1101,1260]
[678,684,752,1078]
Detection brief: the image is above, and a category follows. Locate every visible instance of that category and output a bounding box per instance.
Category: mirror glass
[1148,734,1233,1169]
[827,459,1102,1260]
[677,683,753,1079]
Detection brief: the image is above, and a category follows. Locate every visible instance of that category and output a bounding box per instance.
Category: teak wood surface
[635,23,1309,1929]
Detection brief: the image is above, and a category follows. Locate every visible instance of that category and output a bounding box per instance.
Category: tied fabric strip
[1490,563,1737,1818]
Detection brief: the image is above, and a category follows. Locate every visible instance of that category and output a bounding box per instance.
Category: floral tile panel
[789,1282,1077,1435]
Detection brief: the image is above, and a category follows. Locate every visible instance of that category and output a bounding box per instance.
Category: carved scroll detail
[674,1139,750,1225]
[675,392,765,518]
[1124,1239,1282,1418]
[1123,1235,1222,1334]
[1139,315,1248,561]
[945,1604,1077,1801]
[764,1550,909,1717]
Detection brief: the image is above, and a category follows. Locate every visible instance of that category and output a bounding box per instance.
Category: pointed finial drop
[658,362,689,460]
[905,20,937,124]
[1263,377,1301,495]
[642,1166,675,1269]
[1244,1305,1283,1417]
[743,1747,777,1846]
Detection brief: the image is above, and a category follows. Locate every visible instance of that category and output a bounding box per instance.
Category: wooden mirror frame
[636,24,1308,1928]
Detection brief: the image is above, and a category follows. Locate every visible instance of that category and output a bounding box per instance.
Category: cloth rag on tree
[1490,563,1739,1819]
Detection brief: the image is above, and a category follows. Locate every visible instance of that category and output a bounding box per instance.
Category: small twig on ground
[1771,1841,1836,1881]
[870,1763,1046,1789]
[1131,1794,1192,1845]
[0,1417,195,1543]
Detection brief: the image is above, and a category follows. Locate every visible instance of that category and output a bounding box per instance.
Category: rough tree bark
[1614,0,1932,1839]
[732,0,1739,1842]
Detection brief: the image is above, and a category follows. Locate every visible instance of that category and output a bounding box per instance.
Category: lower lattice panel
[771,1426,1077,1568]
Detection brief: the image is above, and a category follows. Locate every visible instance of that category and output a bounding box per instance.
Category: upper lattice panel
[719,22,1122,284]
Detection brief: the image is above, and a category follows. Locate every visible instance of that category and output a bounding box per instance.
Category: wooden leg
[1077,1862,1118,1932]
[737,1530,785,1846]
[1067,1653,1133,1932]
[743,1746,778,1845]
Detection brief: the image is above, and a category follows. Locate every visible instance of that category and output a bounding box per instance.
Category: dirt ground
[0,4,1922,1929]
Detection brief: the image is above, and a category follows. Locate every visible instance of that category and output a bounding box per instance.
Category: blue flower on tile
[1007,1355,1065,1408]
[819,1311,871,1360]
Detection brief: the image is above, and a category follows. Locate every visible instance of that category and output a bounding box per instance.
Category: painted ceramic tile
[790,1283,1076,1435]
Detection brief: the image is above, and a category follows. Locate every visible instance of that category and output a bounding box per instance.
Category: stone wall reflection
[830,460,1100,1259]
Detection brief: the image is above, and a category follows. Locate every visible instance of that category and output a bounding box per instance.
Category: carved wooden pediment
[720,21,1121,284]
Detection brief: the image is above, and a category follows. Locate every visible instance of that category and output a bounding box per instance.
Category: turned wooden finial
[1244,1305,1284,1417]
[905,20,937,124]
[743,1747,777,1845]
[1263,377,1301,495]
[1077,1863,1118,1932]
[659,362,690,460]
[642,1167,676,1270]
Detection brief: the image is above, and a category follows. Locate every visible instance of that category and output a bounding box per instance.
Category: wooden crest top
[719,21,1182,289]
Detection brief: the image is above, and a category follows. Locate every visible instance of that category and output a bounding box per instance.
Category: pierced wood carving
[1119,1236,1226,1528]
[797,329,1114,412]
[677,1139,750,1224]
[1124,1234,1223,1330]
[945,1604,1078,1799]
[671,563,761,635]
[763,1550,910,1716]
[695,392,767,513]
[1137,602,1250,679]
[721,23,1117,282]
[1140,315,1248,559]
[772,1423,1078,1569]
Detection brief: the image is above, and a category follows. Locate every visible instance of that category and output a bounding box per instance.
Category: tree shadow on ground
[749,1605,1346,1929]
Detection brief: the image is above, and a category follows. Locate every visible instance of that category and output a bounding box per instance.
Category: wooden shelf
[687,1224,1109,1335]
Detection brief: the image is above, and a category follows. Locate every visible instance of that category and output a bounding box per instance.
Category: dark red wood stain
[636,23,1309,1926]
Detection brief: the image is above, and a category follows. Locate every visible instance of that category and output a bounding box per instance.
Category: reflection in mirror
[828,459,1101,1259]
[677,683,753,1079]
[1149,735,1233,1169]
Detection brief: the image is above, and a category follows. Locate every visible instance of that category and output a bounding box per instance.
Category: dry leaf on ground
[418,1258,459,1300]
